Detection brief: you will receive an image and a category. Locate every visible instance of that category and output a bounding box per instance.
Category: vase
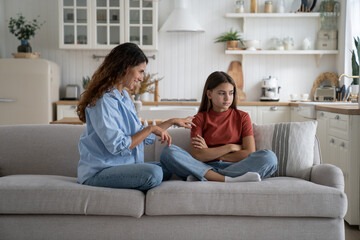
[226,40,239,49]
[140,92,152,102]
[17,40,32,53]
[134,100,142,116]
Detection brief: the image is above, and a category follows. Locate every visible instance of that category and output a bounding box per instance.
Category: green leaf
[7,13,45,41]
[214,28,243,43]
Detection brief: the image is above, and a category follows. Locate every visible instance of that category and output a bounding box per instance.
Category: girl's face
[207,82,234,112]
[119,62,146,91]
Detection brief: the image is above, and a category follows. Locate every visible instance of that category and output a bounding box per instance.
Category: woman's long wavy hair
[198,71,238,113]
[77,43,148,123]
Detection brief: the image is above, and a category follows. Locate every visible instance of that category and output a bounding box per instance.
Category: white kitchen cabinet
[316,111,360,226]
[59,0,92,49]
[290,106,314,122]
[237,106,258,124]
[316,111,329,162]
[257,106,290,124]
[56,103,78,120]
[59,0,158,50]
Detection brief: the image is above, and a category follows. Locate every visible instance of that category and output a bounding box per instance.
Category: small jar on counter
[264,1,273,13]
[235,0,245,13]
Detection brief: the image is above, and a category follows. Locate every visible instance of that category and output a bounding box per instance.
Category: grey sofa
[0,124,347,240]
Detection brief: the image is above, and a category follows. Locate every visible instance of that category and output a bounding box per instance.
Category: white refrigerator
[0,59,60,125]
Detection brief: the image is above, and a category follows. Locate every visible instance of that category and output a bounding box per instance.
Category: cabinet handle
[71,105,77,109]
[330,139,335,144]
[270,106,278,111]
[335,115,340,120]
[0,98,16,103]
[320,112,324,117]
[340,142,345,148]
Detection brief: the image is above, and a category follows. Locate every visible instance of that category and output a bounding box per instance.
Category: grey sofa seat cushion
[0,175,145,218]
[146,177,347,218]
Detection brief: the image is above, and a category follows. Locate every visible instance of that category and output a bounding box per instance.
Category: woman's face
[207,82,234,112]
[120,62,147,91]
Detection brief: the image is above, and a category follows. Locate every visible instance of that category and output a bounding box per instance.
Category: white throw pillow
[252,121,318,180]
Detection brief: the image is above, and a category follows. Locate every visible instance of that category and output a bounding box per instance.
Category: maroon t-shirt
[191,108,253,147]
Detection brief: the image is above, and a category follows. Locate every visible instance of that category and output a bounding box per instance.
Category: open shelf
[225,12,321,18]
[225,50,338,55]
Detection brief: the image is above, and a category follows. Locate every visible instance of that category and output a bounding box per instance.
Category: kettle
[64,84,80,100]
[260,76,281,101]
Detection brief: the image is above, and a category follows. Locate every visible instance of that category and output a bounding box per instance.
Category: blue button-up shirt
[77,89,155,184]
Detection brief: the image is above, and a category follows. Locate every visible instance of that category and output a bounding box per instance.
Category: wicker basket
[12,52,40,59]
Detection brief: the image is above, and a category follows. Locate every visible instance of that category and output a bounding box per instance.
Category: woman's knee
[140,164,163,190]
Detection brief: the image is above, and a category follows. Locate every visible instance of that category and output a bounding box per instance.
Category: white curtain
[345,0,360,83]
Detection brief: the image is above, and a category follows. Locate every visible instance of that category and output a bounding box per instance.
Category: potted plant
[82,76,91,90]
[132,72,163,102]
[215,28,244,49]
[8,13,45,53]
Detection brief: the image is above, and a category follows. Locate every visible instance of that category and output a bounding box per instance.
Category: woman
[77,43,194,191]
[160,71,278,182]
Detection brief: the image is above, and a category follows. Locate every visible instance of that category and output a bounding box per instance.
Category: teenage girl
[160,71,278,182]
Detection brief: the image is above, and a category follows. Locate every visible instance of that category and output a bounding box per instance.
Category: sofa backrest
[145,128,191,163]
[0,124,86,177]
[0,124,320,178]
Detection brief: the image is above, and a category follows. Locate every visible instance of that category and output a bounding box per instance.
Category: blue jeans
[83,162,172,191]
[160,145,278,181]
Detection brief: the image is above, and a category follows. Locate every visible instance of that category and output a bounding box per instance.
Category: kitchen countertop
[56,100,291,106]
[56,100,360,114]
[315,104,360,115]
[141,101,291,106]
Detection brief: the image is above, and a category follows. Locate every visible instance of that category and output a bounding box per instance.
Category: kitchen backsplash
[0,0,344,101]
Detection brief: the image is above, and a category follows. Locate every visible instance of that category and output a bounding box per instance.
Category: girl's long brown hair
[77,43,148,123]
[198,71,238,113]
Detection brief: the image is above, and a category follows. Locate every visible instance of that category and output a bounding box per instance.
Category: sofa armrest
[310,164,344,192]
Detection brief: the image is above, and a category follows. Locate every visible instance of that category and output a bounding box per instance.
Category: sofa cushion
[0,124,86,177]
[0,175,145,218]
[253,121,317,180]
[146,177,347,218]
[148,128,191,163]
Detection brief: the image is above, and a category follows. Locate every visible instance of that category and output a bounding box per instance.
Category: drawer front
[57,104,77,120]
[328,112,349,140]
[257,106,290,124]
[237,106,257,124]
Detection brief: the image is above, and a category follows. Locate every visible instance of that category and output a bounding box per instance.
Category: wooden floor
[345,222,360,240]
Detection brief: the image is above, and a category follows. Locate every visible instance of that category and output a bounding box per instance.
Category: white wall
[0,0,6,58]
[1,0,346,101]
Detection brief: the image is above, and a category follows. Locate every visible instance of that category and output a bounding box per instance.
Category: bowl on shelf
[243,40,260,50]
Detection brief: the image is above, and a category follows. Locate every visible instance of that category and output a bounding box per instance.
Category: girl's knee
[262,149,278,168]
[255,149,278,167]
[160,145,181,163]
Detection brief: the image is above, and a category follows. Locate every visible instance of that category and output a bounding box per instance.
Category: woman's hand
[151,125,172,146]
[172,117,196,129]
[192,134,208,149]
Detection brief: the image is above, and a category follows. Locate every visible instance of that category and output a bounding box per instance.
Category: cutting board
[227,61,246,102]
